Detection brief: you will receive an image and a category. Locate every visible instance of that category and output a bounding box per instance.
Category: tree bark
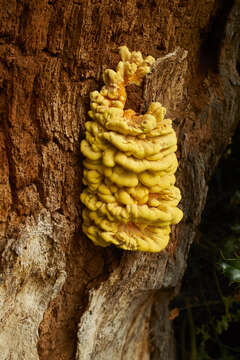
[0,1,239,359]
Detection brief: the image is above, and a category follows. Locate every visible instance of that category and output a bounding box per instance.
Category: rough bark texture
[0,1,239,360]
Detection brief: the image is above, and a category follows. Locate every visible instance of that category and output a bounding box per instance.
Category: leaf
[230,224,240,234]
[216,314,229,334]
[231,190,240,205]
[169,307,179,320]
[219,261,240,283]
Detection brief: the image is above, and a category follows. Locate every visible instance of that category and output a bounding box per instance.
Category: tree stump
[0,1,239,359]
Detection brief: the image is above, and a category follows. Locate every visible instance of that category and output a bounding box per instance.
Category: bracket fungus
[80,46,183,252]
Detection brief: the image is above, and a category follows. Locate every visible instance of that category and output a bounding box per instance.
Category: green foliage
[219,226,240,284]
[219,260,240,284]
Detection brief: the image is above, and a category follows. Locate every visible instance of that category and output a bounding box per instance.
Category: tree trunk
[0,1,239,359]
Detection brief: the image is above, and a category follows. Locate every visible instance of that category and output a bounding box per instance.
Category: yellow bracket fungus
[80,46,183,252]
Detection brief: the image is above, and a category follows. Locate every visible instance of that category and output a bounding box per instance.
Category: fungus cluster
[80,46,183,252]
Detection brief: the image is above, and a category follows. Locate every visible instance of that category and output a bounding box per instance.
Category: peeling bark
[0,0,239,359]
